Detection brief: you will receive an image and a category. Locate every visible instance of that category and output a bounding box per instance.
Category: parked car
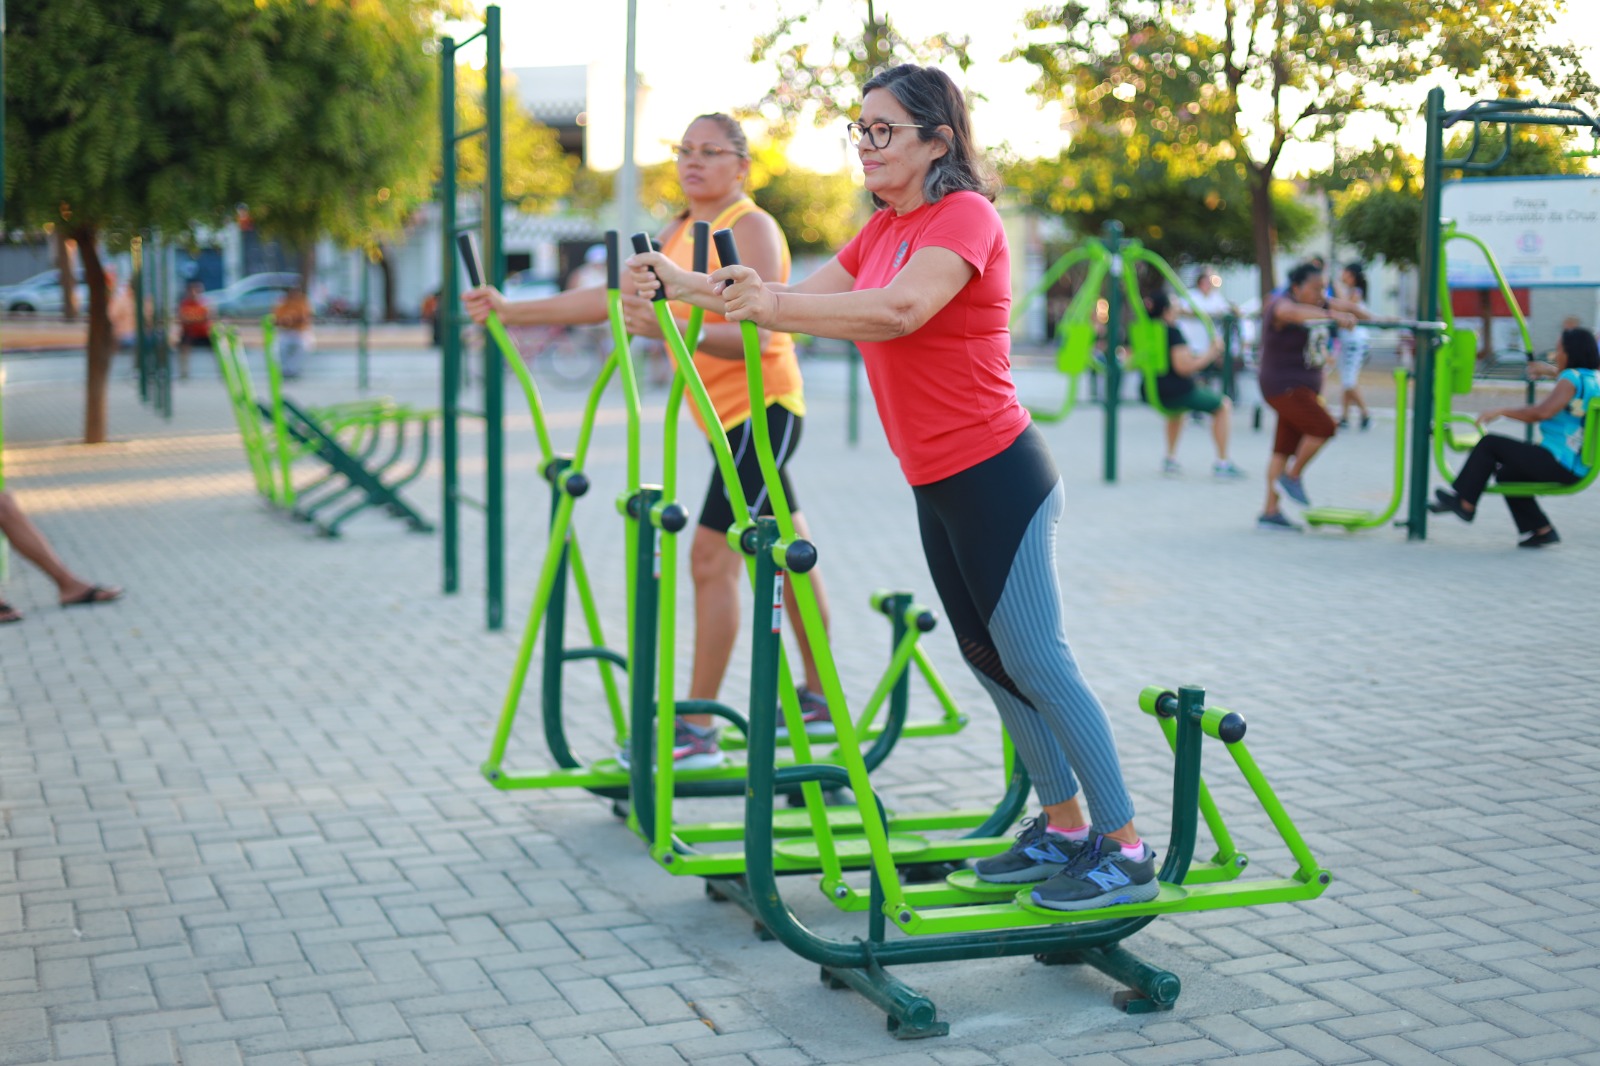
[1,269,89,314]
[199,272,305,319]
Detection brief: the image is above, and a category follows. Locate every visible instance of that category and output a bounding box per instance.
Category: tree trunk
[1248,167,1279,301]
[55,230,80,321]
[298,245,317,297]
[376,244,397,321]
[76,228,116,445]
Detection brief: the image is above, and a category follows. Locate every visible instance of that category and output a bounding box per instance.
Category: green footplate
[770,808,876,832]
[944,869,1033,898]
[1304,507,1378,528]
[774,833,928,864]
[1013,881,1188,919]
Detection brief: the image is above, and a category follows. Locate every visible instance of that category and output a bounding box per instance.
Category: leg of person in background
[176,338,191,381]
[0,491,123,622]
[1209,396,1243,478]
[1161,415,1183,475]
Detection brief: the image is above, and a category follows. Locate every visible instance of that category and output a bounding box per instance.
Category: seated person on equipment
[1430,326,1600,549]
[1146,289,1244,479]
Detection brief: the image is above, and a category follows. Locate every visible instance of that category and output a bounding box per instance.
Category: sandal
[0,601,21,624]
[61,585,123,607]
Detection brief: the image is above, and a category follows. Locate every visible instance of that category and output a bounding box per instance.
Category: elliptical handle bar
[456,233,483,288]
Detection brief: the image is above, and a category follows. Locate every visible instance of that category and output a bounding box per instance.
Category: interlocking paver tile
[2,360,1597,1066]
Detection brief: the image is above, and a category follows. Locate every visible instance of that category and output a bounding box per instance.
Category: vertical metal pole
[847,345,861,446]
[440,36,460,594]
[358,250,370,391]
[1102,220,1123,484]
[133,237,149,403]
[1409,88,1446,542]
[484,5,505,631]
[617,0,639,240]
[157,241,172,419]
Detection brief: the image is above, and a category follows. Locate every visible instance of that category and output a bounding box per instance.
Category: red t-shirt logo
[891,240,909,271]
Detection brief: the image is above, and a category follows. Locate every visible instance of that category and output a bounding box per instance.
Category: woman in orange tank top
[465,113,833,769]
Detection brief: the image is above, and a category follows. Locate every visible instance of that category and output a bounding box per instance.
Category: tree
[999,129,1317,267]
[748,1,973,136]
[3,0,442,443]
[1010,0,1598,298]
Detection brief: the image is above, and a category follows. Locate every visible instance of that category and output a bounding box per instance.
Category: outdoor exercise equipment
[212,325,434,536]
[1429,222,1538,465]
[473,225,975,877]
[682,228,1329,1034]
[1013,222,1217,481]
[439,4,509,628]
[1410,91,1600,539]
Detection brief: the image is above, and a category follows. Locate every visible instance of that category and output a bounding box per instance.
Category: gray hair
[860,64,996,208]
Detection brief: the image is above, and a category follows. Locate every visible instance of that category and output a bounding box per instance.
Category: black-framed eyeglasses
[670,143,744,161]
[846,121,924,149]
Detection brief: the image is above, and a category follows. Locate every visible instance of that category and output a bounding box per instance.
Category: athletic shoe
[1276,473,1311,507]
[972,815,1086,884]
[1030,834,1160,911]
[1256,511,1302,533]
[616,720,726,771]
[1518,528,1561,549]
[1360,414,1373,431]
[1212,459,1246,480]
[1337,417,1350,430]
[776,687,833,738]
[1161,457,1182,477]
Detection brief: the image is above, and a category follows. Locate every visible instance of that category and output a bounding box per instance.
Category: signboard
[1442,175,1600,288]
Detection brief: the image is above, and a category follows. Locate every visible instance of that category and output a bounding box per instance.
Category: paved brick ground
[2,344,1597,1065]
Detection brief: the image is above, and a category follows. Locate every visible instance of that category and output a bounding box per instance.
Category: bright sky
[485,0,1600,175]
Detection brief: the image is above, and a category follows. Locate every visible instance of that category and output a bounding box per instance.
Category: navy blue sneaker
[1030,834,1159,911]
[1276,473,1311,507]
[973,815,1086,884]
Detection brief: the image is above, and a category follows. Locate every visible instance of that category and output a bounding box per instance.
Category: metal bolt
[898,911,911,923]
[834,886,848,899]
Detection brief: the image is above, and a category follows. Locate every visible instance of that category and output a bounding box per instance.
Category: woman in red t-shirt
[630,64,1157,913]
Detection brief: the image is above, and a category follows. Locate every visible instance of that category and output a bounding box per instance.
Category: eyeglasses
[846,121,923,149]
[670,144,744,161]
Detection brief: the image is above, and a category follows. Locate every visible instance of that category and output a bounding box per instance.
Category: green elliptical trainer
[700,227,1331,1036]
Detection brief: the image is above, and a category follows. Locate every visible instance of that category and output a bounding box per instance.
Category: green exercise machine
[468,228,972,876]
[668,228,1330,1034]
[1012,222,1219,481]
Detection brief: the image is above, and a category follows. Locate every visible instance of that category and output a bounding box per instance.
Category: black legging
[1453,434,1579,534]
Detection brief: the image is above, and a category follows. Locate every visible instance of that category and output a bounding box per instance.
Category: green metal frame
[685,228,1328,1032]
[1410,91,1600,540]
[476,225,985,883]
[440,5,508,628]
[1014,223,1216,480]
[1304,366,1412,530]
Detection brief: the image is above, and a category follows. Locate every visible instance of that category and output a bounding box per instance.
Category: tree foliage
[748,1,973,135]
[4,0,444,443]
[1009,0,1598,297]
[451,67,578,213]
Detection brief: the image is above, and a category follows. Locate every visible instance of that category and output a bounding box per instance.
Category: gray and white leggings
[913,424,1135,831]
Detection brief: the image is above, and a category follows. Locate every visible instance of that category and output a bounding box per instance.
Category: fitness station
[4,1,1599,1061]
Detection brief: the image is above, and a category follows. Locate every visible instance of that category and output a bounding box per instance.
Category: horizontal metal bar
[454,492,487,511]
[454,408,488,419]
[452,125,487,143]
[454,26,486,48]
[452,220,482,233]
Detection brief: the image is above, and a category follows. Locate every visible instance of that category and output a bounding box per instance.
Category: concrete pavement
[1,344,1597,1065]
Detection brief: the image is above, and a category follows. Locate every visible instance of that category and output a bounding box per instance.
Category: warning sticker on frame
[771,573,785,633]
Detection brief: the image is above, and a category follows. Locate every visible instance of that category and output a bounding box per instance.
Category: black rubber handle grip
[605,231,619,291]
[692,221,710,274]
[630,232,667,302]
[456,234,482,288]
[712,228,740,268]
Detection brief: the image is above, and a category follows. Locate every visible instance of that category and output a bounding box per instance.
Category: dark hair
[1145,289,1172,318]
[1342,262,1368,300]
[1287,262,1323,290]
[1561,327,1600,370]
[688,113,748,158]
[859,64,997,208]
